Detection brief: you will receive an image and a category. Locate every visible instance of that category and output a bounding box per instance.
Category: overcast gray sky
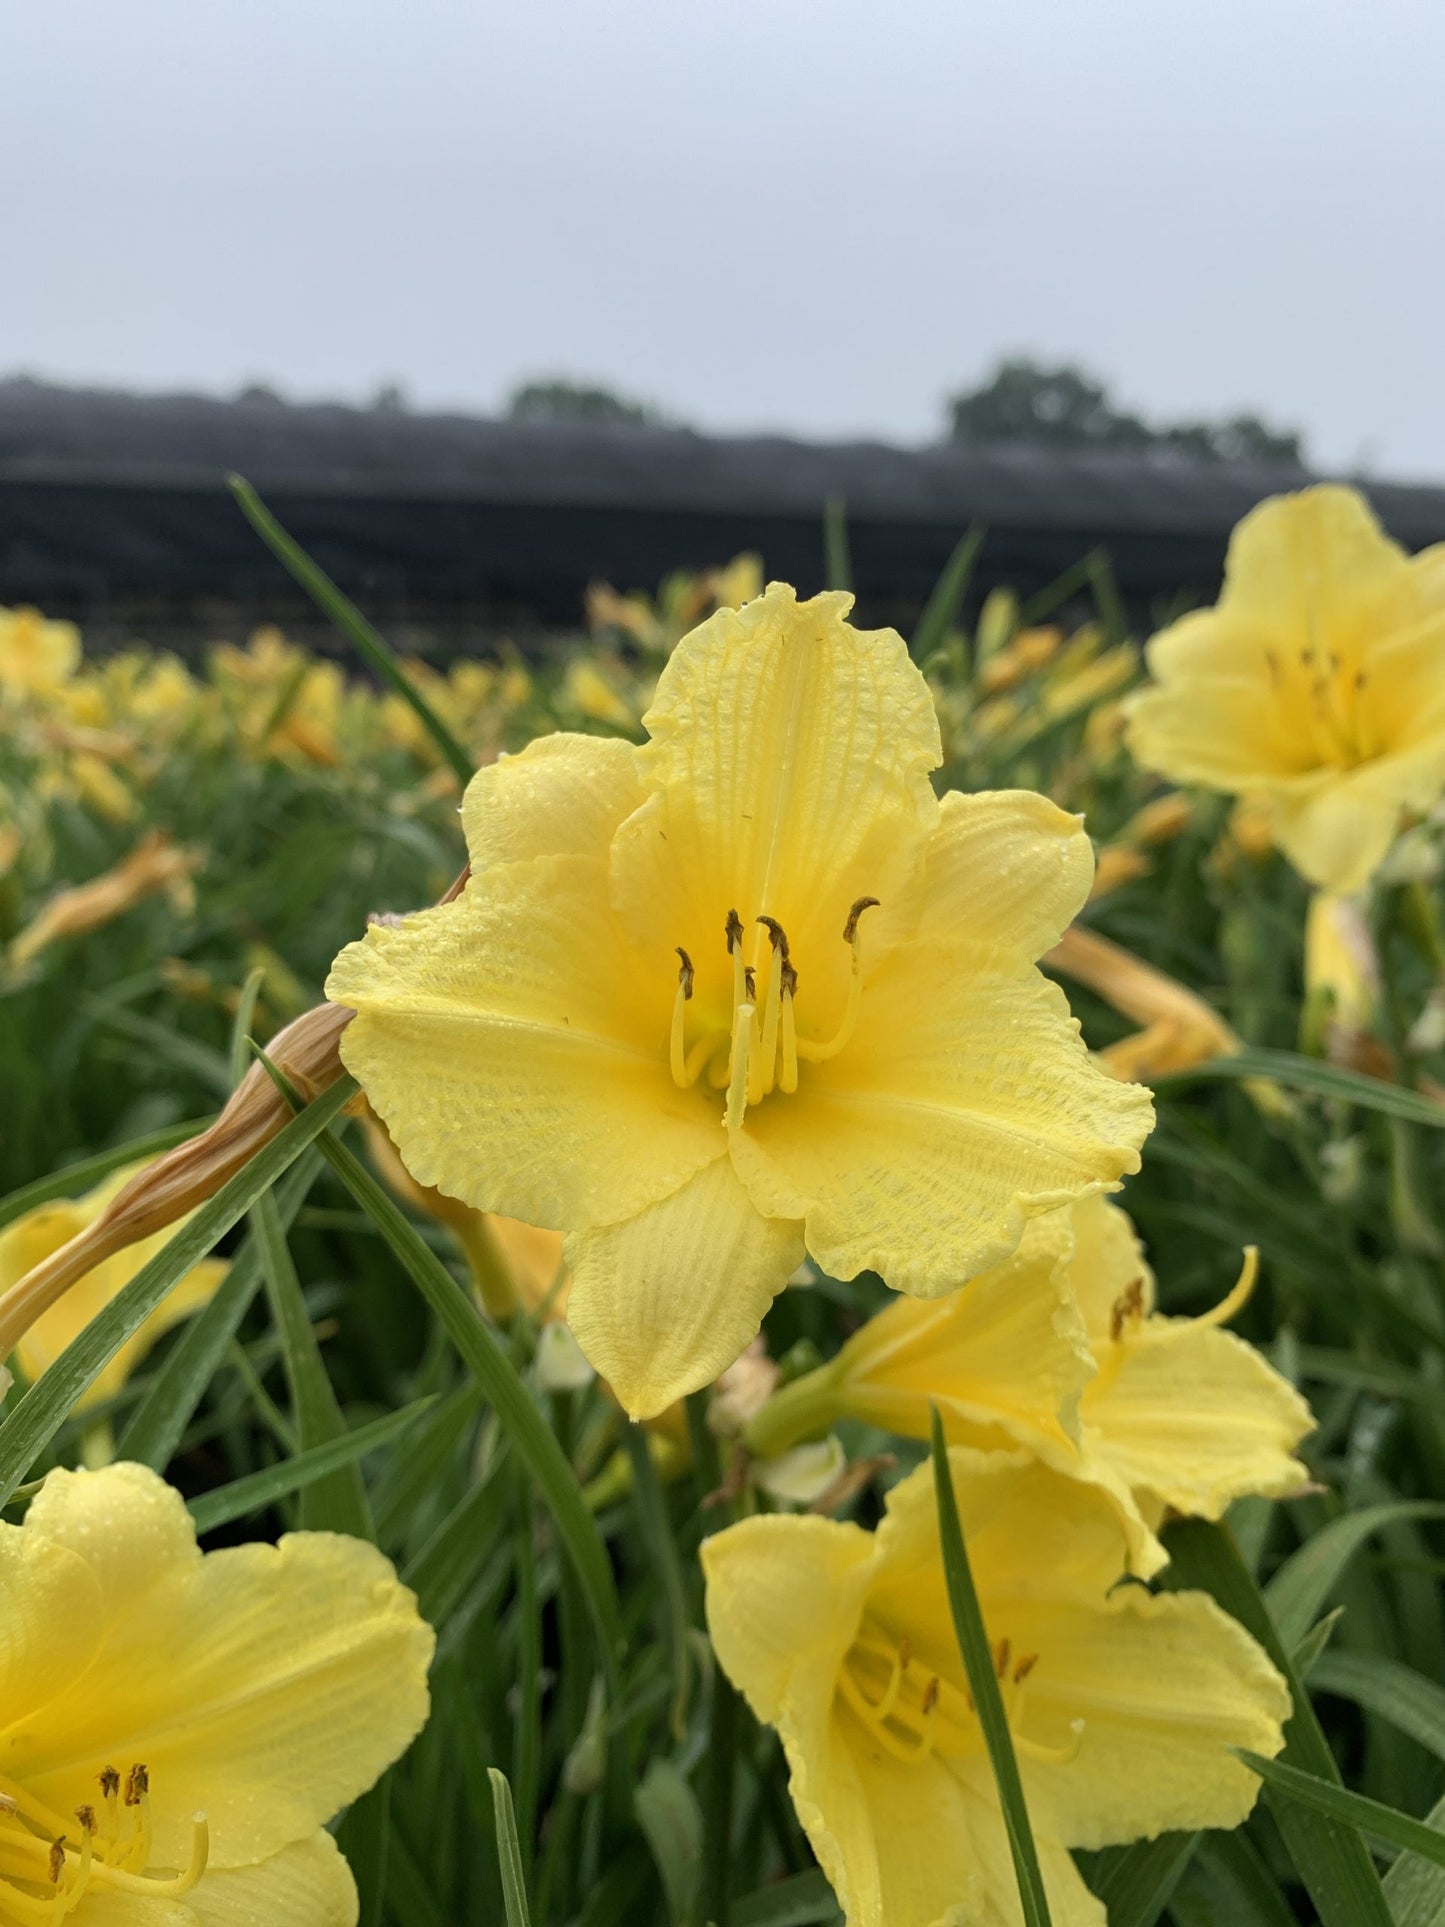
[4,0,1443,473]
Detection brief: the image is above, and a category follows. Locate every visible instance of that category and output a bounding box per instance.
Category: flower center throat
[669,898,879,1124]
[0,1763,208,1923]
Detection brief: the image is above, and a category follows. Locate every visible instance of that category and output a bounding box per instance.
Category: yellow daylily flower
[1064,1196,1313,1538]
[1127,485,1445,893]
[0,606,81,699]
[0,1163,229,1417]
[703,1448,1289,1927]
[328,584,1152,1417]
[745,1196,1312,1576]
[0,1460,434,1925]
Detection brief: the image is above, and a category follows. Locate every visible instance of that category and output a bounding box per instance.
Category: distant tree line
[944,357,1306,465]
[184,360,1314,466]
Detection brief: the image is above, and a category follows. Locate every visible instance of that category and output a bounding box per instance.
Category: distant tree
[370,381,409,413]
[505,378,668,428]
[946,357,1305,465]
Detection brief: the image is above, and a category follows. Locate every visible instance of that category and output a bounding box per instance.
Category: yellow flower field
[1,486,1443,1925]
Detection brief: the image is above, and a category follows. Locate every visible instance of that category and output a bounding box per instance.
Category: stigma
[0,1763,209,1919]
[668,897,880,1123]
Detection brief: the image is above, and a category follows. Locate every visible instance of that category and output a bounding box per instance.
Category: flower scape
[0,485,1443,1923]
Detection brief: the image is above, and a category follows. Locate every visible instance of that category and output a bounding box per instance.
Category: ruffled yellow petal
[0,1513,104,1730]
[185,1831,358,1927]
[732,939,1152,1295]
[328,854,723,1232]
[1057,1194,1156,1343]
[14,1464,434,1872]
[1270,752,1445,894]
[610,583,941,1027]
[911,789,1096,959]
[1016,1586,1288,1849]
[701,1511,874,1726]
[75,1833,357,1927]
[565,1156,804,1417]
[1083,1318,1313,1520]
[833,1207,1091,1452]
[460,730,643,873]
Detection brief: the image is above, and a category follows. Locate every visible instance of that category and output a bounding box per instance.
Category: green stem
[741,1359,844,1460]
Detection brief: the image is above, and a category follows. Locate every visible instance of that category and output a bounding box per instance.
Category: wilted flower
[704,1448,1288,1927]
[8,832,200,974]
[1128,486,1445,893]
[329,584,1152,1417]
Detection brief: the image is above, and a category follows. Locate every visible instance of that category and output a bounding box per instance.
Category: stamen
[1013,1652,1039,1683]
[1015,1719,1086,1767]
[779,961,799,1095]
[1108,1277,1146,1343]
[726,908,745,1012]
[669,947,694,1088]
[755,918,789,1097]
[797,897,879,1064]
[993,1636,1012,1680]
[1189,1245,1258,1331]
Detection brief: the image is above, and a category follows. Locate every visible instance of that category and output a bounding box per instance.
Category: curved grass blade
[1161,1517,1394,1927]
[489,1768,534,1927]
[0,1077,355,1505]
[929,1408,1053,1927]
[229,474,473,787]
[1310,1651,1445,1766]
[1159,1049,1445,1127]
[1266,1503,1445,1650]
[188,1396,436,1534]
[732,1870,840,1927]
[310,1125,622,1684]
[823,494,851,594]
[0,1118,213,1233]
[1383,1791,1445,1925]
[117,1152,317,1468]
[912,524,985,668]
[254,1187,372,1537]
[1238,1752,1445,1869]
[1089,1831,1199,1927]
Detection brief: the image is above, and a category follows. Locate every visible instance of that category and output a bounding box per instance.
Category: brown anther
[843,896,880,944]
[780,959,799,999]
[1354,670,1367,690]
[1013,1653,1039,1684]
[756,915,790,959]
[675,947,695,998]
[1109,1278,1145,1343]
[1328,652,1341,671]
[920,1675,941,1716]
[98,1768,120,1800]
[725,908,744,952]
[49,1837,66,1884]
[964,1681,976,1712]
[993,1636,1012,1680]
[744,966,756,1000]
[74,1805,97,1837]
[124,1764,149,1807]
[897,1637,912,1671]
[1263,649,1279,684]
